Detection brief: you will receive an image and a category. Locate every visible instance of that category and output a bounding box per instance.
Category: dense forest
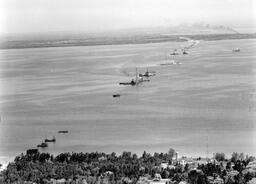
[1,149,256,184]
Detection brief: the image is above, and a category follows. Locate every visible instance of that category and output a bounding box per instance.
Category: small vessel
[58,130,68,134]
[139,68,156,78]
[182,50,188,55]
[113,94,121,98]
[170,49,179,55]
[37,142,48,148]
[45,136,56,142]
[233,48,240,52]
[160,60,182,66]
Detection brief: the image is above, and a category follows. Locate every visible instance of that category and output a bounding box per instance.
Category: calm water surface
[0,39,255,165]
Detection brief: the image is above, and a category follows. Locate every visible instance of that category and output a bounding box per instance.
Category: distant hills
[0,24,255,49]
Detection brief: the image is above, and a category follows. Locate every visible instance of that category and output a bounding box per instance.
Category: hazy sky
[0,0,255,34]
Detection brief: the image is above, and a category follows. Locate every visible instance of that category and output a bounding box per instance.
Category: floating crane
[119,68,149,86]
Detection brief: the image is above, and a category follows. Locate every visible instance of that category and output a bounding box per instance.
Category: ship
[182,49,188,55]
[160,60,182,66]
[45,136,56,142]
[139,68,156,78]
[58,130,69,134]
[112,94,121,98]
[119,68,147,86]
[233,48,240,52]
[37,142,48,148]
[170,49,179,55]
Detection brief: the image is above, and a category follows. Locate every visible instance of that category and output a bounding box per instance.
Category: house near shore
[98,156,107,161]
[149,178,171,184]
[103,171,114,177]
[160,162,168,169]
[195,158,210,165]
[149,173,171,184]
[179,157,211,167]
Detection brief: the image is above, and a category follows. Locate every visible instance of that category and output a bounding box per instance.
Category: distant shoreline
[1,33,256,50]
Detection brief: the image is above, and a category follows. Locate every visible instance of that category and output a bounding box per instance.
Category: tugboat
[37,142,48,148]
[45,136,56,142]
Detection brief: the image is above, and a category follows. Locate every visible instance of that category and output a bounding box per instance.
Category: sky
[0,0,255,34]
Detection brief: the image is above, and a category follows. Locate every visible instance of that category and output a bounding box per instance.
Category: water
[0,39,255,166]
